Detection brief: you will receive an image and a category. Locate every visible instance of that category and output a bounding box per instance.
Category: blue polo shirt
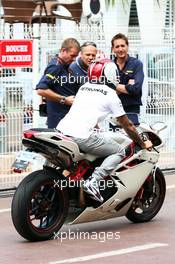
[36,57,78,128]
[69,57,89,88]
[114,55,144,113]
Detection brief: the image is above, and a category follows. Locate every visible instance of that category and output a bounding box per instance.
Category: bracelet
[60,96,66,104]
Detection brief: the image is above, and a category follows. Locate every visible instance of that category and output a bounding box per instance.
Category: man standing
[111,33,144,125]
[36,38,80,128]
[57,59,152,202]
[69,41,97,88]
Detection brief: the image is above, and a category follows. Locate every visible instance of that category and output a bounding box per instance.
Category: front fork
[136,166,157,200]
[151,165,157,193]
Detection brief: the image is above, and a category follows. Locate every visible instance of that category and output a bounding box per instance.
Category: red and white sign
[0,40,33,68]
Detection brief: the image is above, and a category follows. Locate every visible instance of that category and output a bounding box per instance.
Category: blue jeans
[126,113,140,126]
[109,112,139,132]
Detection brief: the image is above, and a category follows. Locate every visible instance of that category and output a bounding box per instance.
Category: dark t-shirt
[69,57,89,88]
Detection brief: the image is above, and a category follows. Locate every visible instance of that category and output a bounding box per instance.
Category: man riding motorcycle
[57,59,152,203]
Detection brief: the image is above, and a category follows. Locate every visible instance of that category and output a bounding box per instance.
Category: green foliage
[105,0,116,6]
[105,0,160,8]
[105,0,129,12]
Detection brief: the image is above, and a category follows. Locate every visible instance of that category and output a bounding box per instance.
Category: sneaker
[82,177,104,203]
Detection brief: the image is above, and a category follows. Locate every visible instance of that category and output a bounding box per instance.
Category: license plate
[12,150,39,171]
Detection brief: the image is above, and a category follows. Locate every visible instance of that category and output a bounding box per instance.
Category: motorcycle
[11,121,166,241]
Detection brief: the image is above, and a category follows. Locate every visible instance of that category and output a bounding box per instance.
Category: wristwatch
[60,96,66,104]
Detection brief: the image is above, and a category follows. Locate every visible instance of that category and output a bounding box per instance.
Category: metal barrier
[0,23,175,190]
[0,111,33,189]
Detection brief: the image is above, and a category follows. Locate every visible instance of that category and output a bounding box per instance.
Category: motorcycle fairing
[70,150,158,224]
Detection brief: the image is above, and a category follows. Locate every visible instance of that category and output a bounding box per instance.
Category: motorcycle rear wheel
[11,168,69,241]
[126,167,166,223]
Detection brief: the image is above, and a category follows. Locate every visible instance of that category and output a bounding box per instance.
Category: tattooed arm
[117,115,152,149]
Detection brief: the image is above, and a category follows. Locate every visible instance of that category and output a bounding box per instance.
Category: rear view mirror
[150,122,167,133]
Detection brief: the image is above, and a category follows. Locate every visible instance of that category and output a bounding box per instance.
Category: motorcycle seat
[26,128,56,132]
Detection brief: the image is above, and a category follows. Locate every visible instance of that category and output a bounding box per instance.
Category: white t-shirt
[57,82,125,138]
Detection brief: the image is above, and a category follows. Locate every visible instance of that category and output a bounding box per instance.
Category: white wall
[136,0,167,45]
[103,0,132,56]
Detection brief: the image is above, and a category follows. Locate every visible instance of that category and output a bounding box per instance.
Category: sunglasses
[81,41,97,48]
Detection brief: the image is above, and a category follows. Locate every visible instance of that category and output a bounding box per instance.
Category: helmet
[88,58,119,88]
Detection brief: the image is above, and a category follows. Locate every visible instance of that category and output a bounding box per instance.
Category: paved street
[0,171,175,264]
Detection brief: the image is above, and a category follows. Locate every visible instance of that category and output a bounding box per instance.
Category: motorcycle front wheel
[126,167,166,223]
[11,168,69,241]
